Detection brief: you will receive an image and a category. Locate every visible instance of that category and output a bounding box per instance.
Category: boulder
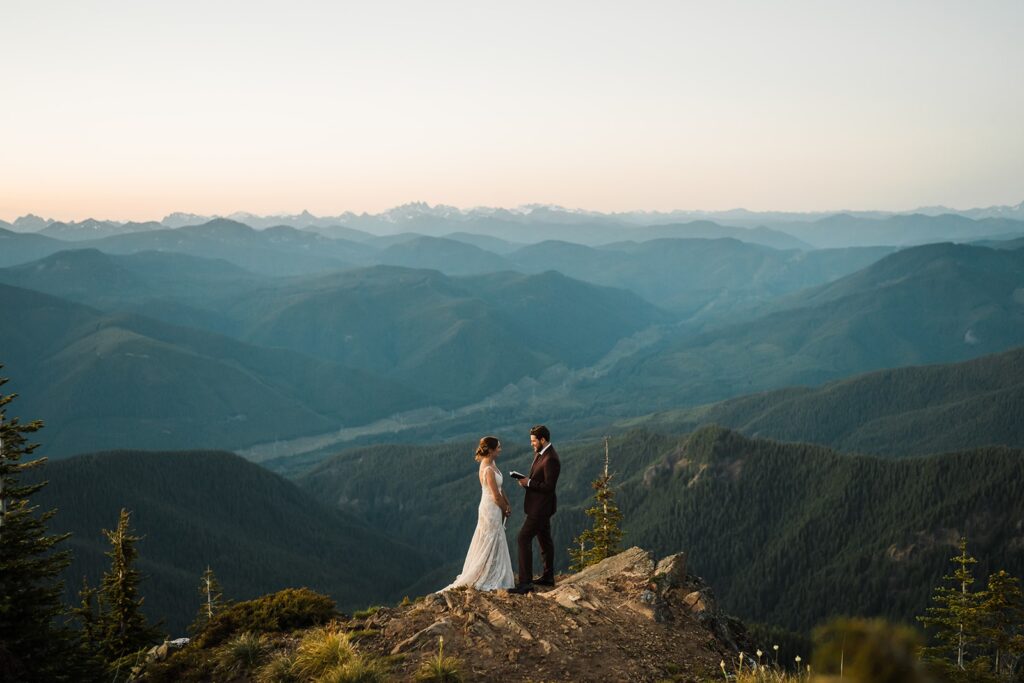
[653,552,687,593]
[557,547,655,588]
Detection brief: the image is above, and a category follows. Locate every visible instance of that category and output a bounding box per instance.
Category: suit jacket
[524,444,560,518]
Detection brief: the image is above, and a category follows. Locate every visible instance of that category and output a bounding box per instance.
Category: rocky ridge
[357,547,749,681]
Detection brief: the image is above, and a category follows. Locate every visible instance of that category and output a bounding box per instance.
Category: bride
[440,436,515,591]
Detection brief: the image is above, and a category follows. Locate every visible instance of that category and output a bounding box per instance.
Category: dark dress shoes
[509,583,534,594]
[533,575,555,587]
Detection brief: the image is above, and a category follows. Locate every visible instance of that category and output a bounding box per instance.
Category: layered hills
[776,212,1024,248]
[506,238,894,314]
[0,283,419,456]
[590,243,1024,412]
[6,237,1023,460]
[611,346,1024,456]
[1,221,895,321]
[0,252,665,414]
[225,267,663,404]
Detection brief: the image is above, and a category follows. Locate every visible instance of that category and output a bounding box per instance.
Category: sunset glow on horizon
[2,0,1022,223]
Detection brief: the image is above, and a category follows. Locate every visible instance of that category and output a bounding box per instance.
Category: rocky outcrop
[359,547,749,682]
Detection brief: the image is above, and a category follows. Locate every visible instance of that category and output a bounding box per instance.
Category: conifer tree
[569,437,624,571]
[918,537,987,678]
[0,371,79,682]
[979,570,1024,678]
[96,508,162,664]
[190,565,227,635]
[72,577,102,648]
[70,577,106,674]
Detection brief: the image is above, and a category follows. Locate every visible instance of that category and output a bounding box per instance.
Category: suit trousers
[517,513,554,583]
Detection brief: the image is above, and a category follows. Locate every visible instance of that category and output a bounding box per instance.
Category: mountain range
[7,204,1024,250]
[5,201,1024,646]
[5,230,1024,463]
[0,254,666,454]
[0,282,420,457]
[585,242,1024,413]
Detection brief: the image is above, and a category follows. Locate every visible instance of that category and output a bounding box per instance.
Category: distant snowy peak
[43,198,1024,233]
[12,214,53,231]
[905,201,1024,220]
[375,202,466,223]
[162,212,213,228]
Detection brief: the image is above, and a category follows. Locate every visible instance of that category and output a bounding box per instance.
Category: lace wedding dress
[441,465,515,591]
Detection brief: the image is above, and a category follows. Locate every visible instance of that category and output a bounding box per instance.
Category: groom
[512,424,560,593]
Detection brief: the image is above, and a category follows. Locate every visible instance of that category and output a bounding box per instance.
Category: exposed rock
[654,552,687,591]
[389,617,453,655]
[683,589,711,614]
[556,546,655,586]
[486,607,533,641]
[358,547,748,681]
[127,639,188,681]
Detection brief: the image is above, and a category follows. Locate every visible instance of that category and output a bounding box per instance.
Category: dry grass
[292,625,356,679]
[313,656,389,683]
[256,651,300,683]
[414,636,463,682]
[216,631,270,674]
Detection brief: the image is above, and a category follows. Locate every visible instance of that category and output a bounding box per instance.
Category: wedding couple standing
[441,425,560,594]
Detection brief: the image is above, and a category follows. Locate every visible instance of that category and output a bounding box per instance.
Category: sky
[2,0,1022,222]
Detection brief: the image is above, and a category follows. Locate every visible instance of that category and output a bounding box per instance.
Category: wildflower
[795,655,802,664]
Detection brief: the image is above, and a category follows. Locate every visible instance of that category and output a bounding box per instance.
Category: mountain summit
[138,547,748,682]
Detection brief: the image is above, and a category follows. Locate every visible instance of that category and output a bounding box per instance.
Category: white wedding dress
[441,465,515,591]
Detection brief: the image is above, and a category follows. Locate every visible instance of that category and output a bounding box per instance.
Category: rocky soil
[357,547,750,682]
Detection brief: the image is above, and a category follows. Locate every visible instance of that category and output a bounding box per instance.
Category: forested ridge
[28,449,429,634]
[298,426,1024,633]
[609,345,1024,456]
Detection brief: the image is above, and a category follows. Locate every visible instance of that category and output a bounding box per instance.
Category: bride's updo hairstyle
[475,436,500,462]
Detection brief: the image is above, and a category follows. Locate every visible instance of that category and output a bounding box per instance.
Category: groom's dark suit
[518,444,560,583]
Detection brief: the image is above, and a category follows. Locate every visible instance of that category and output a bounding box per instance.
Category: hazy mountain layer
[777,213,1024,248]
[610,346,1024,456]
[507,238,894,315]
[224,266,665,405]
[590,243,1024,412]
[0,283,419,457]
[1,233,896,330]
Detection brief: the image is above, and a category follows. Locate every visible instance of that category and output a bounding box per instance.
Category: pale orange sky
[2,0,1022,222]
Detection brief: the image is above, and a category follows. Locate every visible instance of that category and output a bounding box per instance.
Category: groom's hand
[518,477,529,488]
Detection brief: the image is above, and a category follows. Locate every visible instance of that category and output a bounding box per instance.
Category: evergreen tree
[190,565,227,635]
[0,371,79,682]
[917,537,987,679]
[96,508,162,665]
[70,577,107,675]
[569,437,624,571]
[979,570,1024,678]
